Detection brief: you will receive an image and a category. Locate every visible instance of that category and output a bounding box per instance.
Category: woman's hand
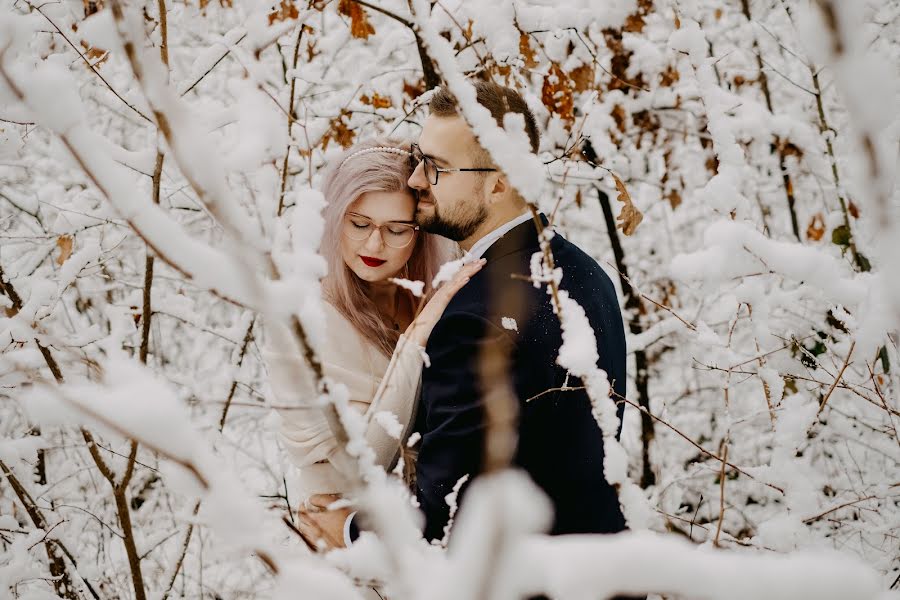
[407,258,486,347]
[297,493,350,550]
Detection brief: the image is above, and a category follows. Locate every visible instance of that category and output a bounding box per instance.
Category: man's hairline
[420,113,491,167]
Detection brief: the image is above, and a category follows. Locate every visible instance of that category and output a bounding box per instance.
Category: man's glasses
[343,212,419,249]
[410,143,497,186]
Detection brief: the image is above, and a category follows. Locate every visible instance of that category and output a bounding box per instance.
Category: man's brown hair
[429,81,540,160]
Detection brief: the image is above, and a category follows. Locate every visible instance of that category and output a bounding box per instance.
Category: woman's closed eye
[350,220,372,229]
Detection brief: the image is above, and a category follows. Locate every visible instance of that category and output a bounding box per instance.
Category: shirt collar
[466,211,533,261]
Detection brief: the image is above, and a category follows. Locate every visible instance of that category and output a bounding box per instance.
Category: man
[301,81,628,547]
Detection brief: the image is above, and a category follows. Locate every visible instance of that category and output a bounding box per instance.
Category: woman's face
[340,189,418,284]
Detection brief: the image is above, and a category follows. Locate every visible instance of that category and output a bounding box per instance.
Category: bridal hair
[319,138,456,357]
[340,146,411,167]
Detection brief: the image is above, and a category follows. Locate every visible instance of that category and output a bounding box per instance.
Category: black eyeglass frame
[410,143,497,185]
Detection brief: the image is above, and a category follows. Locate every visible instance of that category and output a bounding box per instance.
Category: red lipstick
[360,256,387,267]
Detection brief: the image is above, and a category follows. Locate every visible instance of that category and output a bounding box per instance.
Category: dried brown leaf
[570,64,595,93]
[612,174,642,235]
[807,213,826,241]
[57,235,74,266]
[659,64,680,87]
[360,92,392,109]
[848,201,860,219]
[322,109,355,150]
[402,79,425,101]
[306,35,320,62]
[666,189,682,210]
[610,103,627,133]
[79,40,108,65]
[267,0,298,25]
[624,13,645,33]
[520,33,538,69]
[338,0,375,39]
[778,138,804,159]
[541,63,574,122]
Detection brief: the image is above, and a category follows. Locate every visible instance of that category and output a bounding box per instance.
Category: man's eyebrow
[420,148,451,166]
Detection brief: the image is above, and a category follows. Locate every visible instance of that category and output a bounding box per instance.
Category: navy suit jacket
[412,215,628,541]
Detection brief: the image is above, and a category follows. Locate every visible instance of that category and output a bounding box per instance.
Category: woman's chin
[350,266,401,284]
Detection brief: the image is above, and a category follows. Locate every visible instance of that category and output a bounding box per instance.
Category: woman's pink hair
[319,138,456,357]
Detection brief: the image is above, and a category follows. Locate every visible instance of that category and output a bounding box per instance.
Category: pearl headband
[340,146,411,168]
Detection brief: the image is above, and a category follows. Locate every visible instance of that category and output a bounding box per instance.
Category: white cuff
[343,511,357,547]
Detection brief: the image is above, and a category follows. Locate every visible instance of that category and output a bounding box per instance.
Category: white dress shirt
[466,211,533,260]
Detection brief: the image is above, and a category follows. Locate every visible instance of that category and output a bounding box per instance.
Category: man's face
[408,115,489,242]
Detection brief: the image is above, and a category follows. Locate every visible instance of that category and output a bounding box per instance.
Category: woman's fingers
[409,258,487,346]
[444,258,486,291]
[307,493,342,510]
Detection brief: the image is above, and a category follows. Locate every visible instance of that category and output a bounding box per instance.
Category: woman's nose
[363,227,385,252]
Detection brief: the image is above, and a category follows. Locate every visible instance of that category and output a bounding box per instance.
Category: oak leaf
[338,0,375,39]
[541,63,574,122]
[612,173,642,235]
[322,109,355,150]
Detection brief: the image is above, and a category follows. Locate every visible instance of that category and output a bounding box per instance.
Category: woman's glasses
[409,143,497,186]
[343,212,419,249]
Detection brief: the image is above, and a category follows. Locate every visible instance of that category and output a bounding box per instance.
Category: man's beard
[415,191,488,242]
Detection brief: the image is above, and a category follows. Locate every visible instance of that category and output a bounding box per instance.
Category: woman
[264,139,482,521]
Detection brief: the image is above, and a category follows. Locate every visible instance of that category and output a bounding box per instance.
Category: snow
[431,256,466,288]
[2,0,898,597]
[373,410,403,440]
[389,277,426,297]
[500,317,518,332]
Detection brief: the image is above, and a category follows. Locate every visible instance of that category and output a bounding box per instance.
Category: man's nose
[408,161,428,190]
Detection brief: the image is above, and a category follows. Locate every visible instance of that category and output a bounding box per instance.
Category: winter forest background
[1,0,898,598]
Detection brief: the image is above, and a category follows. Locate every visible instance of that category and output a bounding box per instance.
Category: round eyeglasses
[343,212,419,249]
[410,143,497,186]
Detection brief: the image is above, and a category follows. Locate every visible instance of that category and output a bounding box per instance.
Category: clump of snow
[500,317,518,332]
[390,278,425,297]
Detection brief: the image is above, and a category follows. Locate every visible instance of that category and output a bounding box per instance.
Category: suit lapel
[481,213,549,263]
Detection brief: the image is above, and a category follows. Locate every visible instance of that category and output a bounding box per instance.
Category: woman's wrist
[405,320,430,347]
